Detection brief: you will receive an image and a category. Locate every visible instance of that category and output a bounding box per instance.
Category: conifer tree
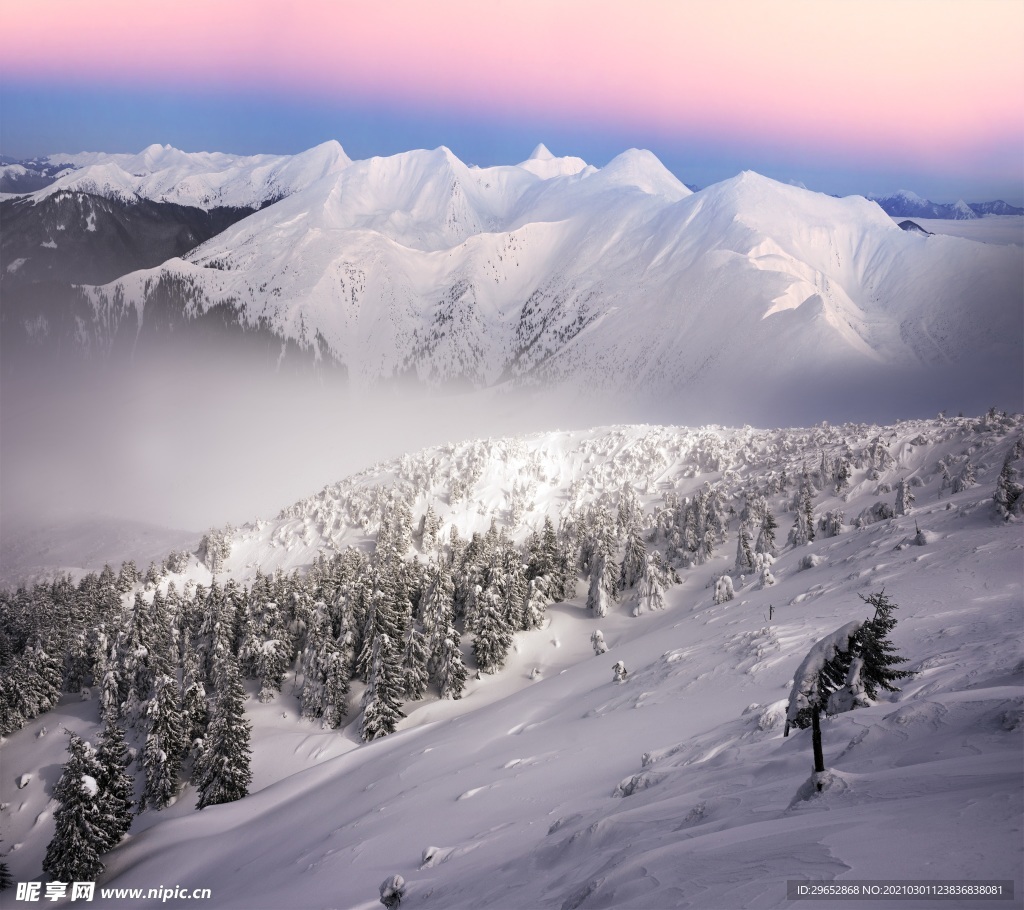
[95,716,134,850]
[852,592,912,700]
[734,523,755,575]
[788,488,815,546]
[636,552,668,614]
[994,453,1023,519]
[619,525,647,591]
[180,652,209,756]
[141,674,186,811]
[43,734,107,882]
[400,625,430,701]
[893,478,915,517]
[755,509,778,556]
[0,859,11,891]
[952,462,976,493]
[523,577,548,630]
[195,653,252,809]
[360,634,405,740]
[430,603,467,700]
[473,587,513,673]
[587,549,618,618]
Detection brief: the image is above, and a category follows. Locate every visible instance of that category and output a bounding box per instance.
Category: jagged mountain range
[1,143,1021,416]
[868,188,1024,219]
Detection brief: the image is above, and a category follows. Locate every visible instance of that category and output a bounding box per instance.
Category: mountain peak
[528,143,555,161]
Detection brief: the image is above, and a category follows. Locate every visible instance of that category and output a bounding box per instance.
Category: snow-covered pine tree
[94,716,134,850]
[195,653,252,809]
[788,487,815,547]
[141,674,186,811]
[523,576,548,630]
[180,651,209,757]
[636,551,669,614]
[994,450,1024,519]
[893,477,915,517]
[360,633,405,740]
[852,591,912,700]
[591,629,608,655]
[473,587,513,673]
[419,506,441,553]
[734,523,755,575]
[713,574,735,605]
[952,462,976,493]
[42,733,107,882]
[400,624,429,701]
[431,604,467,700]
[239,591,291,703]
[619,525,647,591]
[755,509,778,556]
[834,454,852,494]
[818,510,844,538]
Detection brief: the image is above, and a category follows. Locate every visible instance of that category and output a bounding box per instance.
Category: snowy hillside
[67,149,1021,415]
[2,412,1021,908]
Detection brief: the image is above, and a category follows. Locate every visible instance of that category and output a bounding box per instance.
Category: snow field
[2,413,1021,908]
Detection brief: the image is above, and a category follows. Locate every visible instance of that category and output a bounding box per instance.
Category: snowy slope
[3,413,1021,909]
[72,149,1022,416]
[25,142,352,210]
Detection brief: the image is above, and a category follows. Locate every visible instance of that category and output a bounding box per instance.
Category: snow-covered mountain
[2,412,1021,908]
[869,189,1024,219]
[2,145,1015,419]
[3,141,351,210]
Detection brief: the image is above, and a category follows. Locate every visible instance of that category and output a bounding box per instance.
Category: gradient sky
[2,0,1022,203]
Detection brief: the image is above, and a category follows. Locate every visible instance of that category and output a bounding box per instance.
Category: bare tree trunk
[811,704,826,778]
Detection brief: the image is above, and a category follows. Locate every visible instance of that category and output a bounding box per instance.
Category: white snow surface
[71,148,1022,412]
[2,413,1022,908]
[30,141,352,210]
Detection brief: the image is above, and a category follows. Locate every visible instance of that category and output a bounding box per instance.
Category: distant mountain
[1,141,351,208]
[869,189,1023,219]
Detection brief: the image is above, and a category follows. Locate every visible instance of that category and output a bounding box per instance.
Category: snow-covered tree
[713,574,735,605]
[360,633,405,740]
[994,452,1024,520]
[379,874,406,910]
[587,549,618,618]
[523,577,548,630]
[853,592,912,702]
[591,629,608,655]
[818,510,844,539]
[141,674,186,811]
[952,462,976,493]
[785,592,911,774]
[195,654,252,809]
[788,488,815,547]
[636,552,669,614]
[755,509,778,556]
[619,525,647,590]
[431,606,467,700]
[893,478,915,517]
[43,733,107,882]
[734,523,755,575]
[95,716,134,851]
[400,625,430,701]
[473,587,513,674]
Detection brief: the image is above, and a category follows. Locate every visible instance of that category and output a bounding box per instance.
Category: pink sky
[3,0,1022,173]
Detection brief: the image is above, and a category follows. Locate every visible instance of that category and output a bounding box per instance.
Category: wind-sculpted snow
[33,145,1017,417]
